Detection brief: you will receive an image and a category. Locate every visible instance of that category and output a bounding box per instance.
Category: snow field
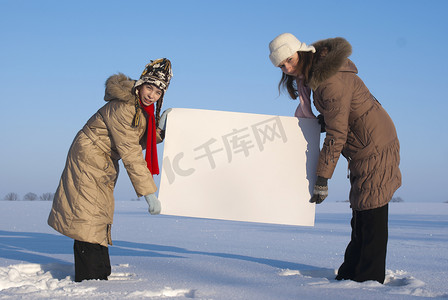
[0,201,447,299]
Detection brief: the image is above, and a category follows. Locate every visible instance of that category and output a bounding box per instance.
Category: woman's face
[279,52,300,76]
[137,83,163,106]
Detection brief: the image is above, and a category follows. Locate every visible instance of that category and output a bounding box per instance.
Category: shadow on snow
[0,229,321,279]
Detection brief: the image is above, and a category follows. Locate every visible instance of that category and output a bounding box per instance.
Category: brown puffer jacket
[309,38,401,211]
[48,73,160,246]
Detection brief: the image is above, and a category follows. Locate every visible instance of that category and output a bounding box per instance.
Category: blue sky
[1,0,447,202]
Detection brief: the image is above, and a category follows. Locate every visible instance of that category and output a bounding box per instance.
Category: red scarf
[140,102,159,176]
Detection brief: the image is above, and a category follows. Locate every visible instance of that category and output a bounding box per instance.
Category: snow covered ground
[0,200,447,299]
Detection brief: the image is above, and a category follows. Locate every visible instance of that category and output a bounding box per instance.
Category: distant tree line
[338,197,405,203]
[337,197,448,203]
[4,193,446,203]
[3,192,55,201]
[391,196,404,203]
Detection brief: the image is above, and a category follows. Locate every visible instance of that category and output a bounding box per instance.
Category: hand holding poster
[158,108,320,226]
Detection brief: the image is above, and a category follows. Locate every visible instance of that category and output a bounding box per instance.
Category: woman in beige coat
[48,58,173,282]
[269,34,401,283]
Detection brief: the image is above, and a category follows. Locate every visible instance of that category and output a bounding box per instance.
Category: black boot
[336,204,388,284]
[74,240,111,282]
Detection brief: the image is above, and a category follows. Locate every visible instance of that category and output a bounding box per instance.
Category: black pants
[73,240,111,282]
[336,204,388,283]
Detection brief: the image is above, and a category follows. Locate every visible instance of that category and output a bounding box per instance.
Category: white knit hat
[269,33,316,67]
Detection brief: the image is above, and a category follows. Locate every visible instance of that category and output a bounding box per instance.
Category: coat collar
[308,37,354,90]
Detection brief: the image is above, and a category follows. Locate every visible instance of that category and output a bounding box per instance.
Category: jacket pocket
[344,116,372,160]
[102,154,118,189]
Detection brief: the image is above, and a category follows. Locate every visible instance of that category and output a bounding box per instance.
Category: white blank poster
[158,108,320,226]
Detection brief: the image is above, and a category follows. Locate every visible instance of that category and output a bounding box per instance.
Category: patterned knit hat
[134,58,173,93]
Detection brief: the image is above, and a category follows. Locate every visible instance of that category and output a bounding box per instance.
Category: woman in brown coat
[268,33,401,283]
[48,58,173,282]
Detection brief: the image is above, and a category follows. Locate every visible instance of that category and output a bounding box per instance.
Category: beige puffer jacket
[309,38,401,211]
[48,73,161,246]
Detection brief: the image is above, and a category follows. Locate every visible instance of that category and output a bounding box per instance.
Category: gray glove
[144,193,161,215]
[158,108,172,131]
[310,176,328,204]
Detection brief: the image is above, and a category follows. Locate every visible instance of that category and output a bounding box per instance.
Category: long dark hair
[278,51,315,99]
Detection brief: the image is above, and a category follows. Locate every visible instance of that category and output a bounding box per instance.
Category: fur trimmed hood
[104,73,136,103]
[308,37,355,90]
